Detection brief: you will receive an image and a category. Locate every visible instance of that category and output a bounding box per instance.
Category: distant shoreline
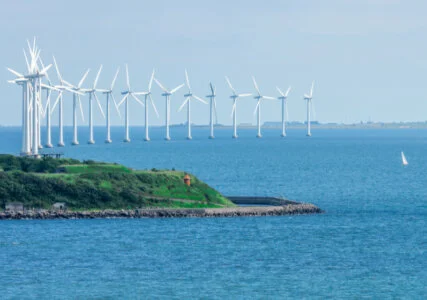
[0,204,323,220]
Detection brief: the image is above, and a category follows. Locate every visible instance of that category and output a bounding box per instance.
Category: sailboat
[401,151,408,166]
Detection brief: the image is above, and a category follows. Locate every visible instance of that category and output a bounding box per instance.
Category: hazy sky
[1,0,427,126]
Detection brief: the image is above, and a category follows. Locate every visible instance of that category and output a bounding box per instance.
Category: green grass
[0,155,235,210]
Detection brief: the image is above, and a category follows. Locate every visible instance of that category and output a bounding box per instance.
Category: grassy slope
[0,155,234,210]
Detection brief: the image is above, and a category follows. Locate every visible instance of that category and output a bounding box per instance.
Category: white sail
[401,151,408,166]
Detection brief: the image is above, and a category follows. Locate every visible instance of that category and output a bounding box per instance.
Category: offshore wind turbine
[62,69,90,145]
[83,65,105,144]
[225,76,251,138]
[100,67,121,143]
[51,56,83,147]
[135,69,158,142]
[304,81,315,137]
[178,70,207,140]
[154,77,184,141]
[277,86,291,137]
[252,76,275,138]
[206,82,218,139]
[118,64,145,143]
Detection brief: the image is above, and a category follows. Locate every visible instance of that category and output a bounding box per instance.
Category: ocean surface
[0,126,426,299]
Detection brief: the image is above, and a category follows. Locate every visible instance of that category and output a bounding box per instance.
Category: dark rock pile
[0,204,323,220]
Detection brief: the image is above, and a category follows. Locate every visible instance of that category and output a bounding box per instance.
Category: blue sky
[1,0,427,126]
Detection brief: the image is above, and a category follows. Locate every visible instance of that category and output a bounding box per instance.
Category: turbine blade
[178,97,190,112]
[52,56,63,84]
[154,78,168,93]
[51,92,62,113]
[93,65,103,89]
[78,69,90,88]
[262,96,276,100]
[310,81,314,98]
[231,102,236,117]
[94,92,105,118]
[23,49,30,72]
[111,93,122,118]
[149,94,159,118]
[131,93,144,106]
[225,76,236,93]
[170,83,184,94]
[285,86,291,97]
[237,93,252,98]
[148,69,155,91]
[43,90,51,118]
[118,94,128,107]
[111,67,120,90]
[277,87,285,97]
[252,76,260,95]
[62,80,75,87]
[78,95,85,122]
[125,64,130,90]
[40,64,52,75]
[7,68,24,78]
[185,69,191,91]
[253,101,260,115]
[210,82,215,94]
[213,98,218,124]
[193,95,207,104]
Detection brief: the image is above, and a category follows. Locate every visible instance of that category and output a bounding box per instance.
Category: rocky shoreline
[0,203,323,220]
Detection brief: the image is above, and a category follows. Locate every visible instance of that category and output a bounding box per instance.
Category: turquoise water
[1,127,426,298]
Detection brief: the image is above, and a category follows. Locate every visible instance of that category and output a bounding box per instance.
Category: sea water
[0,127,426,298]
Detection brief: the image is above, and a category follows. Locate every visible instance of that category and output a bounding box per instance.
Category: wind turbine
[252,76,275,138]
[225,76,251,139]
[178,70,207,140]
[118,64,144,143]
[82,65,105,144]
[7,39,52,156]
[154,76,185,141]
[51,56,83,147]
[206,82,218,139]
[100,67,121,143]
[134,69,158,142]
[304,81,315,137]
[277,86,291,137]
[62,69,90,145]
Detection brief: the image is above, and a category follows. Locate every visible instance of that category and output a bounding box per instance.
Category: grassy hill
[0,154,234,210]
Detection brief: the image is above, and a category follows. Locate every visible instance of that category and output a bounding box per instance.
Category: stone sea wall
[0,204,323,220]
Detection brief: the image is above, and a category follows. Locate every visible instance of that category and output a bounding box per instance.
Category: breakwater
[227,196,299,206]
[0,203,322,220]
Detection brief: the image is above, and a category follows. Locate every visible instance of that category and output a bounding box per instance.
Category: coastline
[0,203,323,220]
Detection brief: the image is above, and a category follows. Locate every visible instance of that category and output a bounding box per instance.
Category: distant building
[52,202,67,211]
[5,202,24,212]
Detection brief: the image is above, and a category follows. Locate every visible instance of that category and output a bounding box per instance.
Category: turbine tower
[154,77,184,141]
[178,70,207,140]
[83,65,105,144]
[136,69,158,142]
[62,69,90,145]
[118,64,145,143]
[100,67,121,143]
[304,81,315,137]
[252,76,275,138]
[225,76,251,139]
[206,82,218,139]
[276,86,291,137]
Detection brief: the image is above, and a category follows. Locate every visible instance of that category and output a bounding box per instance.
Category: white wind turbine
[252,76,275,138]
[51,56,83,147]
[178,70,207,140]
[118,64,144,143]
[62,69,90,145]
[225,76,251,139]
[277,86,291,137]
[154,76,185,141]
[8,39,53,156]
[100,68,121,143]
[206,82,218,139]
[81,65,105,144]
[304,81,315,137]
[136,69,158,142]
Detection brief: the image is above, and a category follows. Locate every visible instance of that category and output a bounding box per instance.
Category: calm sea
[0,126,426,299]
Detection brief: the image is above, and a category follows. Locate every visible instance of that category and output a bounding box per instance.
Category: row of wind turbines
[7,39,316,157]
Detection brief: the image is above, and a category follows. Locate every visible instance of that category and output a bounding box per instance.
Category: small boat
[401,151,408,166]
